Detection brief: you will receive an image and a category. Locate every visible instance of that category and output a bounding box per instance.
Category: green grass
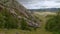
[0,14,53,34]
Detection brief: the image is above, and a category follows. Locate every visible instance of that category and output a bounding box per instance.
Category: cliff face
[0,0,40,29]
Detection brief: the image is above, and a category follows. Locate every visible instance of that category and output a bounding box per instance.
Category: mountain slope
[0,0,40,30]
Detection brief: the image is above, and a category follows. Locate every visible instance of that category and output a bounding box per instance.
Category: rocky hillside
[0,0,40,30]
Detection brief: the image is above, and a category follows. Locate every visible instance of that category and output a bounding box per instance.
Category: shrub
[0,8,18,29]
[45,9,60,33]
[20,18,28,30]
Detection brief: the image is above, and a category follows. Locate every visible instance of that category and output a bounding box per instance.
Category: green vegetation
[0,8,19,29]
[0,9,53,34]
[1,0,60,34]
[20,18,28,30]
[0,8,39,31]
[45,9,60,34]
[0,8,59,34]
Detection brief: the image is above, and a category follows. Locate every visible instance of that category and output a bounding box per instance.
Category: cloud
[17,0,60,9]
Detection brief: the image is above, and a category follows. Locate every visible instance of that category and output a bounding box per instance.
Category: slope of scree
[0,0,40,30]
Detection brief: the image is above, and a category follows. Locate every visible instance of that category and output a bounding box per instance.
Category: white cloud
[17,0,60,9]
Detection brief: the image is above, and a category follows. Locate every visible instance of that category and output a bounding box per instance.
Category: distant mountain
[28,8,59,12]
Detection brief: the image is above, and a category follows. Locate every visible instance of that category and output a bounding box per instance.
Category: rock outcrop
[0,0,40,29]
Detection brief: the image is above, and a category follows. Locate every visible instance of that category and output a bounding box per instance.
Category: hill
[0,0,40,30]
[28,8,59,12]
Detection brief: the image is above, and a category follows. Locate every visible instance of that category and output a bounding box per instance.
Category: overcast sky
[17,0,60,9]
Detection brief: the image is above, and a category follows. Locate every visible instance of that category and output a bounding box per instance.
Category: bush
[0,8,18,29]
[20,18,28,30]
[45,10,60,32]
[20,18,34,31]
[0,13,5,28]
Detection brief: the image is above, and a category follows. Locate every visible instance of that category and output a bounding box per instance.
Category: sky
[17,0,60,9]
